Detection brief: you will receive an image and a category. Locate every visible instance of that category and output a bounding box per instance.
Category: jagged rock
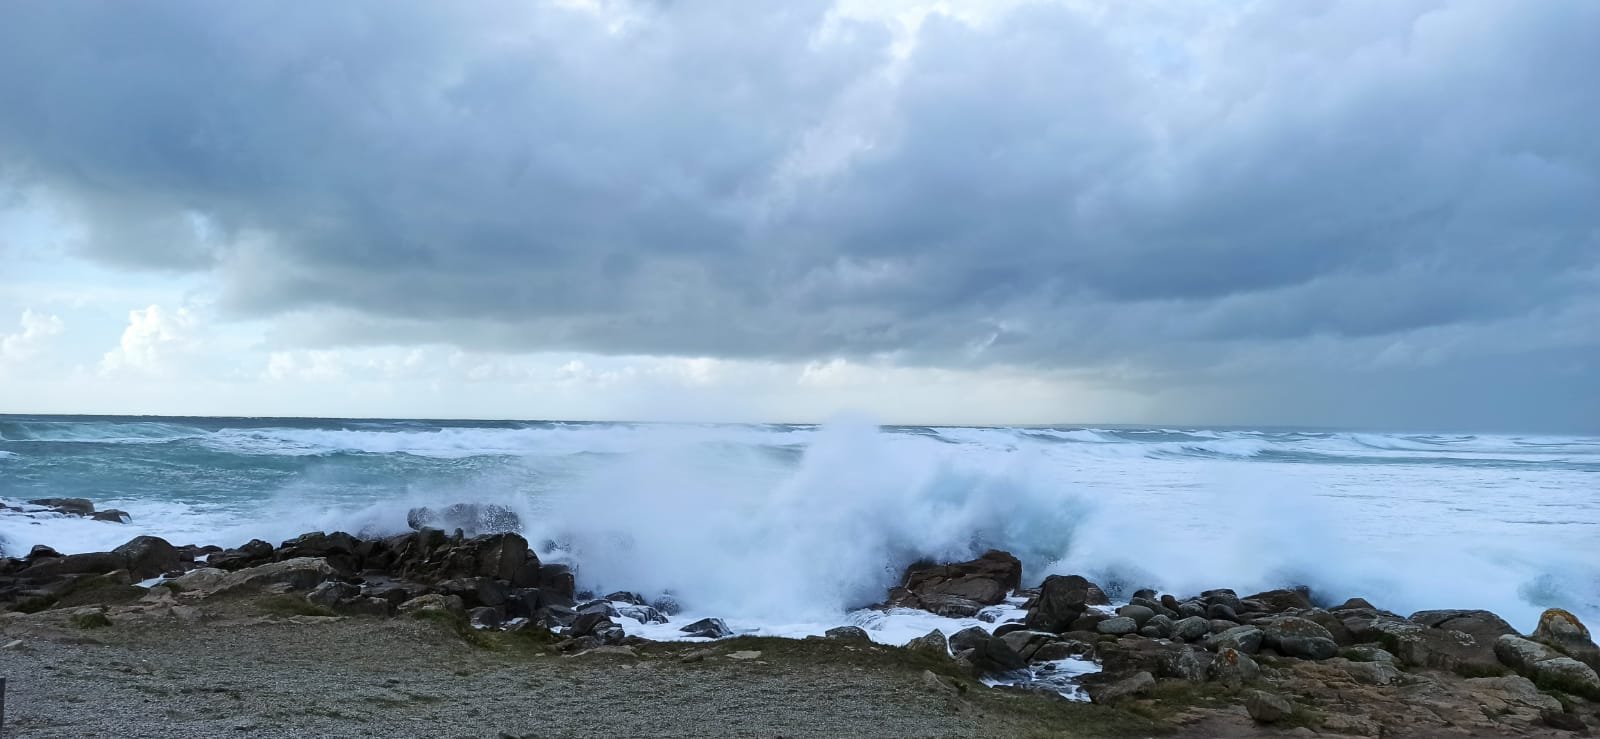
[616,604,666,624]
[569,611,614,638]
[27,544,62,560]
[947,625,990,653]
[604,591,645,606]
[208,539,275,571]
[1361,611,1507,675]
[1246,690,1294,723]
[968,634,1028,676]
[905,629,949,657]
[92,510,132,524]
[998,630,1058,661]
[825,626,871,642]
[306,581,360,608]
[1097,617,1138,635]
[1208,647,1260,689]
[1497,635,1562,673]
[1335,597,1377,611]
[539,563,576,601]
[888,550,1021,616]
[679,617,732,639]
[534,604,577,629]
[1260,616,1339,660]
[112,536,179,579]
[1024,574,1107,632]
[1531,608,1599,670]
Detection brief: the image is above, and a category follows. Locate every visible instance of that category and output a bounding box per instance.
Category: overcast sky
[1,0,1596,431]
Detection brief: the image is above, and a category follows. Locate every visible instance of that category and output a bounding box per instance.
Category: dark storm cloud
[0,0,1597,428]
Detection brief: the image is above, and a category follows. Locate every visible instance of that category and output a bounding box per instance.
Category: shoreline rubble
[3,500,1598,734]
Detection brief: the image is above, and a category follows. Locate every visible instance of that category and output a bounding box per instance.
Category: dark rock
[616,603,666,624]
[825,626,871,642]
[469,606,505,629]
[568,611,614,638]
[92,509,132,524]
[1334,597,1376,611]
[28,498,94,516]
[891,550,1021,615]
[534,604,577,629]
[1171,616,1210,642]
[539,563,576,601]
[604,591,646,606]
[27,545,61,560]
[1085,671,1154,704]
[1368,611,1508,675]
[306,581,361,608]
[1200,588,1240,609]
[1031,640,1091,662]
[576,599,620,618]
[1140,614,1174,639]
[17,551,126,581]
[905,629,949,657]
[1117,604,1156,626]
[1159,594,1181,611]
[1541,709,1588,733]
[916,594,985,618]
[1207,603,1238,621]
[968,634,1029,676]
[1244,588,1314,613]
[649,594,680,616]
[948,625,991,653]
[679,617,732,639]
[112,536,179,579]
[1068,612,1108,632]
[993,622,1029,638]
[1025,574,1106,632]
[1245,690,1294,723]
[1177,601,1207,619]
[999,630,1058,662]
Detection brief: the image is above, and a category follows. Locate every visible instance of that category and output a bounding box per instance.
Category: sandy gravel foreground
[0,598,1153,739]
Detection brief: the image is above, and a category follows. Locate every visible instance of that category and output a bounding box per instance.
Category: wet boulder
[679,617,732,639]
[27,498,96,516]
[1244,588,1314,613]
[112,535,180,580]
[1024,574,1108,633]
[889,550,1022,614]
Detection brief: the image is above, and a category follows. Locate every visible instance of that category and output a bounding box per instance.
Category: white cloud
[0,308,64,367]
[99,304,199,376]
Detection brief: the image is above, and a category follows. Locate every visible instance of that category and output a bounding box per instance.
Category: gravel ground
[0,598,1151,738]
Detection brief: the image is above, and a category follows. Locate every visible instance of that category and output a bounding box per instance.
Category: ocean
[2,414,1596,640]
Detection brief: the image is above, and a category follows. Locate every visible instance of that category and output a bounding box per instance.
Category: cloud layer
[0,1,1596,428]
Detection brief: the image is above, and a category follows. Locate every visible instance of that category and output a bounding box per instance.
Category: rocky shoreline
[3,499,1599,736]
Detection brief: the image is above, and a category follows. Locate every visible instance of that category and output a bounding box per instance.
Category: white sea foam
[3,419,1597,635]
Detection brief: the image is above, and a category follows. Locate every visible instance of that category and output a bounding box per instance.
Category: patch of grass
[14,594,58,613]
[70,611,113,629]
[408,607,493,648]
[258,594,336,618]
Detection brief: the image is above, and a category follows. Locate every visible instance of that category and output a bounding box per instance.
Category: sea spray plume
[533,419,1088,621]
